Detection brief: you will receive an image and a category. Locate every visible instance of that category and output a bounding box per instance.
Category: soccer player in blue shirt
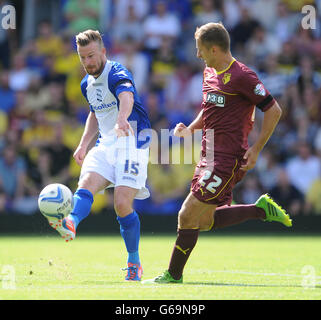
[46,30,151,281]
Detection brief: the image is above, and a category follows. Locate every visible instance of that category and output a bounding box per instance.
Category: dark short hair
[195,22,230,52]
[76,29,104,48]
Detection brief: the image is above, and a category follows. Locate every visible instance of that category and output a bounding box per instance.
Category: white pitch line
[209,270,321,279]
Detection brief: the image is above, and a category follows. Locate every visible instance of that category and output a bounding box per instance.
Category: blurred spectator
[0,186,6,214]
[23,76,51,113]
[259,54,289,99]
[164,62,194,128]
[230,7,260,51]
[285,141,321,195]
[193,0,223,27]
[249,0,278,32]
[281,0,315,12]
[53,35,79,77]
[35,20,64,58]
[166,0,193,28]
[239,174,263,204]
[22,40,47,78]
[63,0,100,34]
[22,109,55,151]
[0,110,8,136]
[142,0,181,53]
[0,143,38,215]
[305,173,321,214]
[8,52,33,91]
[273,2,301,44]
[277,41,299,70]
[113,36,150,95]
[42,55,67,85]
[186,61,203,111]
[27,148,51,192]
[9,91,31,132]
[245,25,281,67]
[0,70,16,114]
[142,89,167,132]
[150,36,177,90]
[61,116,85,151]
[292,27,317,58]
[47,81,70,114]
[314,125,321,156]
[112,4,145,47]
[291,55,321,93]
[43,122,72,185]
[269,168,304,216]
[113,0,149,23]
[256,149,281,191]
[222,0,242,31]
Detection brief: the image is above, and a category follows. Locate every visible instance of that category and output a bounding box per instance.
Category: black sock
[168,229,200,280]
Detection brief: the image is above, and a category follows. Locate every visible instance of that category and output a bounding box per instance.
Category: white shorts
[80,135,150,200]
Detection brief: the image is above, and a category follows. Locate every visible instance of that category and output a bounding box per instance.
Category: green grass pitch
[0,234,321,300]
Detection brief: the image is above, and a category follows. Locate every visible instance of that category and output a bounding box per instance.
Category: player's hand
[73,145,87,166]
[240,146,260,171]
[174,123,192,138]
[115,118,134,137]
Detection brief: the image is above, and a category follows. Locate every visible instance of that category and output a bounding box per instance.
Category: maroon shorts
[191,154,247,206]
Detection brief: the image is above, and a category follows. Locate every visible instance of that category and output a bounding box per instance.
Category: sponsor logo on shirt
[122,176,137,183]
[92,101,117,111]
[206,92,225,107]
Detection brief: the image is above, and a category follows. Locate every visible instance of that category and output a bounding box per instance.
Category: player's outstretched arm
[115,91,135,137]
[174,110,203,138]
[74,112,99,166]
[241,102,282,171]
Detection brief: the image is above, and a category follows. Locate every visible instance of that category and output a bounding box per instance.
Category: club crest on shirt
[222,73,231,84]
[254,83,266,96]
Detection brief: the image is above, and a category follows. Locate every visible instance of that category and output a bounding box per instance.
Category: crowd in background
[0,0,321,217]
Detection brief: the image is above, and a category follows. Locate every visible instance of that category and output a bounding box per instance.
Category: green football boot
[255,194,292,227]
[142,270,183,284]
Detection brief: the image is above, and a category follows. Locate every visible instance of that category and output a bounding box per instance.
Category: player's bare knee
[178,209,198,229]
[114,197,132,217]
[78,175,95,194]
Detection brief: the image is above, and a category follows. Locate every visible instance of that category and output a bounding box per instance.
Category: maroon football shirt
[201,58,275,159]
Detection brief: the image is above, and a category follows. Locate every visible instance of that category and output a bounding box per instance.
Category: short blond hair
[76,29,104,48]
[195,22,230,52]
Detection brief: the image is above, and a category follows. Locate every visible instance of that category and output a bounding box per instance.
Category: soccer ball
[38,183,73,220]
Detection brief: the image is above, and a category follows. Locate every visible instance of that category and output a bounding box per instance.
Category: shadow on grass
[185,281,321,289]
[81,280,138,286]
[81,280,321,290]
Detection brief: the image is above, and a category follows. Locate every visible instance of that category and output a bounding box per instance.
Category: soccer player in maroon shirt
[143,22,292,284]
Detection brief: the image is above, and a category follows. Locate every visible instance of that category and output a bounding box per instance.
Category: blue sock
[68,189,94,229]
[117,211,141,265]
